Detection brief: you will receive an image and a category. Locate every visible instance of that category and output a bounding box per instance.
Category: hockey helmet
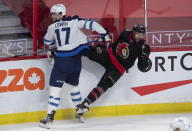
[50,4,66,17]
[132,24,146,34]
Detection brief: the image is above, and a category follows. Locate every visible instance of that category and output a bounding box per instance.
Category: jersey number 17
[55,27,70,46]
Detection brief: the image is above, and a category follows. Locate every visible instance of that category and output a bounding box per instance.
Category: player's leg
[66,72,82,106]
[39,86,61,128]
[85,44,109,67]
[65,58,84,122]
[39,60,67,128]
[76,69,121,113]
[68,83,84,122]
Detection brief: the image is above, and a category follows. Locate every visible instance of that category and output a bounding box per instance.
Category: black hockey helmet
[132,24,146,34]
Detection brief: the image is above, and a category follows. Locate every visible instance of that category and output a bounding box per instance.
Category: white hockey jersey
[44,15,107,57]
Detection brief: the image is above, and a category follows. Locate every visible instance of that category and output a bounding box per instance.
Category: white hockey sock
[69,85,82,106]
[47,86,62,114]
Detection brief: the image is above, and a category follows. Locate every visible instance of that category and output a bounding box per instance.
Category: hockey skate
[75,112,85,123]
[76,102,89,114]
[39,110,56,129]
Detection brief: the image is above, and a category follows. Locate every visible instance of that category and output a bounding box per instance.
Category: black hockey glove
[142,44,151,57]
[137,56,152,72]
[137,44,151,72]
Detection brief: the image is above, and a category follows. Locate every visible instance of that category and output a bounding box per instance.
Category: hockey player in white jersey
[39,4,111,128]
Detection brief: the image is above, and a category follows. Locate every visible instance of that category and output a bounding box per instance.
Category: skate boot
[75,112,85,123]
[76,100,90,114]
[39,110,56,129]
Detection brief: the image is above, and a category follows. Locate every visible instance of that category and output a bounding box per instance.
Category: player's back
[48,16,88,51]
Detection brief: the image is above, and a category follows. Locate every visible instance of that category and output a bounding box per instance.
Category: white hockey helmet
[50,4,66,17]
[170,117,191,131]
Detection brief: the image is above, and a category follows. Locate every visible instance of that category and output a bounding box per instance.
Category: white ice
[0,113,192,131]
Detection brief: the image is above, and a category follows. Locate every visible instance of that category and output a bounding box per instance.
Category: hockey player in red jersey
[76,24,151,115]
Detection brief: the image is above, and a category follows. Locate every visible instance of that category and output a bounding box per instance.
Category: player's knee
[98,75,115,91]
[105,75,115,87]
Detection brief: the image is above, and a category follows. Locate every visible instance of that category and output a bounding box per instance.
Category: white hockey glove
[47,51,55,65]
[100,33,111,42]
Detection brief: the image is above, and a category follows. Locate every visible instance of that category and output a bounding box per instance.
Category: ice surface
[0,113,192,131]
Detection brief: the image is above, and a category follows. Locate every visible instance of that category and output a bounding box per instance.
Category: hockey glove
[142,44,151,57]
[100,33,111,42]
[137,56,152,72]
[47,50,55,65]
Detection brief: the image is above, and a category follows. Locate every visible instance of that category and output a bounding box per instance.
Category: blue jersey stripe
[55,44,89,57]
[44,39,55,45]
[90,20,95,31]
[44,39,53,43]
[83,20,88,29]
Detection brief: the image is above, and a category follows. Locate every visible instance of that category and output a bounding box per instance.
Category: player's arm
[44,25,56,64]
[119,29,131,42]
[137,44,151,72]
[76,16,111,42]
[44,25,56,47]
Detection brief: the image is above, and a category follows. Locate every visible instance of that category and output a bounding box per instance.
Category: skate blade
[77,116,85,123]
[39,123,51,129]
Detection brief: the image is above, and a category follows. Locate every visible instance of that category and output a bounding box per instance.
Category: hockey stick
[144,0,148,43]
[103,0,110,16]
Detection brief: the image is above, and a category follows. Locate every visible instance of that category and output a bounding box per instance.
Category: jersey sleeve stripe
[83,20,88,29]
[44,39,53,43]
[44,39,55,45]
[89,20,95,31]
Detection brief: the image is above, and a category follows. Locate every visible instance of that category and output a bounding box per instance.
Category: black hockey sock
[86,86,105,104]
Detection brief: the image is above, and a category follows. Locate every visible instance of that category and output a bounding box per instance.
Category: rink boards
[0,51,192,125]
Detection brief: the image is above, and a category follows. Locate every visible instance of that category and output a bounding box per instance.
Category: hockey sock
[86,86,105,104]
[69,85,82,106]
[47,86,62,114]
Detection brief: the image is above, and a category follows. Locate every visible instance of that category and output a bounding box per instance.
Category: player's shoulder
[119,29,132,39]
[122,29,132,35]
[62,15,86,21]
[140,39,146,45]
[47,23,55,30]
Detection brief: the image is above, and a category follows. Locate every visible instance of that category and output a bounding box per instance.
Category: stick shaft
[144,0,148,43]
